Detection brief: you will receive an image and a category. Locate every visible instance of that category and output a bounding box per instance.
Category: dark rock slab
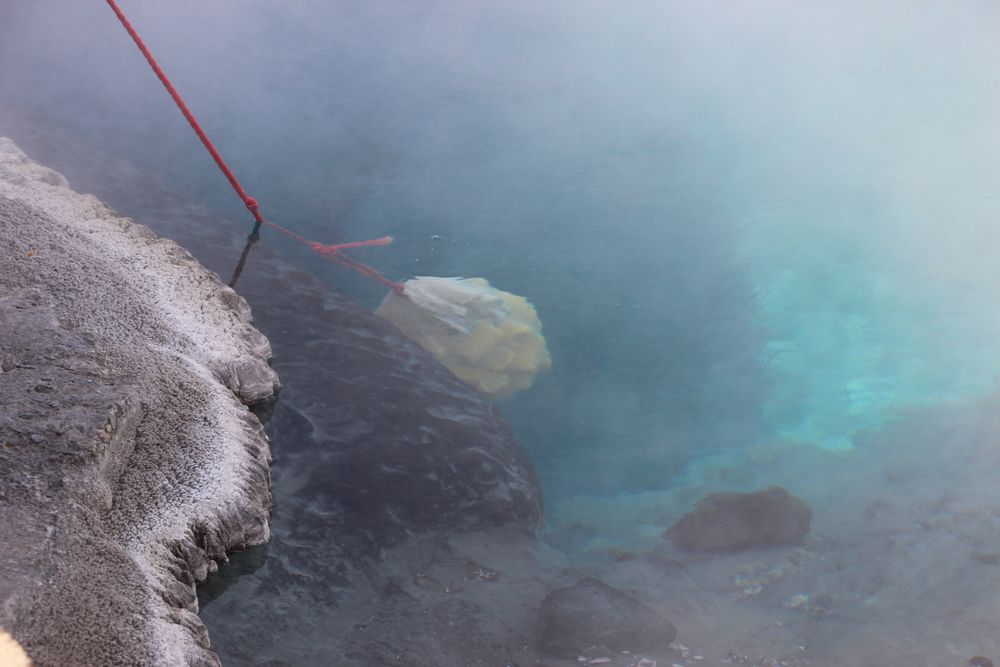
[538,577,677,658]
[246,260,544,552]
[664,486,812,553]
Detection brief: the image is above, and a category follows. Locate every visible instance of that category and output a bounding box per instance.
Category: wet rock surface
[0,137,277,665]
[664,486,812,553]
[538,577,677,658]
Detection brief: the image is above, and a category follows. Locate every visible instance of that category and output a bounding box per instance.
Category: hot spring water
[5,0,1000,662]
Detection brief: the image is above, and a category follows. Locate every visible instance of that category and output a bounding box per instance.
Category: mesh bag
[375,277,550,399]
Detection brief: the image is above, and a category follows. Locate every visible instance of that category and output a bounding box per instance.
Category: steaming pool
[5,1,1000,665]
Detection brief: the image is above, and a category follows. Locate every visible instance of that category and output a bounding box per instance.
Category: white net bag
[375,277,551,399]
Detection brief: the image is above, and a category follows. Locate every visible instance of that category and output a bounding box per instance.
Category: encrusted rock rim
[0,136,278,666]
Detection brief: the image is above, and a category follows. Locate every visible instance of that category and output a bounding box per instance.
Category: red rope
[105,0,404,293]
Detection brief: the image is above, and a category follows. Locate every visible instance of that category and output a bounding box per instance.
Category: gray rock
[538,577,677,658]
[0,138,277,666]
[664,486,812,553]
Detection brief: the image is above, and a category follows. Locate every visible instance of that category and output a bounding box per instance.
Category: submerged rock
[664,486,812,553]
[537,577,677,658]
[0,137,277,666]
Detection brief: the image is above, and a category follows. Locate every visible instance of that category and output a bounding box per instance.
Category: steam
[4,0,1000,496]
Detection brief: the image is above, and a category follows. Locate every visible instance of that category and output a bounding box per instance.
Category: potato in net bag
[375,277,550,399]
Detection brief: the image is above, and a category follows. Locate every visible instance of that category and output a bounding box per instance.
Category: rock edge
[0,137,278,666]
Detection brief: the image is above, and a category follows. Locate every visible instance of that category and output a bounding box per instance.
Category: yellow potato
[376,277,551,399]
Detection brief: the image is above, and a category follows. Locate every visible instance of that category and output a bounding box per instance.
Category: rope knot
[244,197,259,212]
[310,241,338,255]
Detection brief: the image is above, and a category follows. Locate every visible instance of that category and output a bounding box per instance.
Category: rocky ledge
[0,137,278,666]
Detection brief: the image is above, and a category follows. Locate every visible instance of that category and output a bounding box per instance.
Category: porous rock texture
[0,137,278,666]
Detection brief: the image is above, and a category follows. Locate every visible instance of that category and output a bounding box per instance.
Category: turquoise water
[744,203,1000,451]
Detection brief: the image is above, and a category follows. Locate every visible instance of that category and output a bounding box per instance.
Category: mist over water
[7,1,1000,476]
[4,1,1000,479]
[7,0,1000,640]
